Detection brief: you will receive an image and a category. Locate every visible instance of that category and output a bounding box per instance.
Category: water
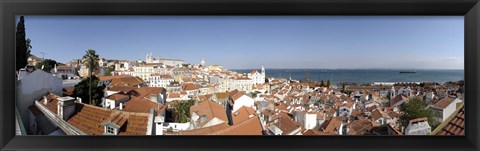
[232,69,464,85]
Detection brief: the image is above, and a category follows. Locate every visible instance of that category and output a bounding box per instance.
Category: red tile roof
[38,93,150,135]
[182,83,198,91]
[433,104,464,135]
[232,106,256,124]
[106,93,130,101]
[178,115,263,135]
[371,109,391,121]
[190,100,228,128]
[110,76,145,87]
[431,97,455,110]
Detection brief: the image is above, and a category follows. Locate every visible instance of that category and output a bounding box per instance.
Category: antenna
[40,51,47,61]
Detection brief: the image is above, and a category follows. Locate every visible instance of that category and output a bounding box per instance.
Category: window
[106,126,116,135]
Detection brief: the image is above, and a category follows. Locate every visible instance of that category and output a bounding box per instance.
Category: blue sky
[20,16,464,69]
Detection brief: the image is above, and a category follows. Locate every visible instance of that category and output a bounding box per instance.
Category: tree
[250,92,258,98]
[104,65,115,76]
[399,97,436,129]
[173,100,195,123]
[73,75,105,106]
[35,59,57,73]
[82,49,100,104]
[320,80,325,87]
[16,16,31,71]
[326,80,331,88]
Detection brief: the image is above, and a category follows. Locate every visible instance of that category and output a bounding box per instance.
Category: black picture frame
[1,0,479,151]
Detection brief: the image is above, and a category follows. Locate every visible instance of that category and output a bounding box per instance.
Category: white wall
[232,95,255,112]
[17,70,63,132]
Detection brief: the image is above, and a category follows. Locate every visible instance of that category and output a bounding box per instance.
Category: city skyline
[21,16,464,70]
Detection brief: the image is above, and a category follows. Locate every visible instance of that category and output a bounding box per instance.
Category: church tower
[261,66,265,74]
[390,86,396,99]
[200,58,206,67]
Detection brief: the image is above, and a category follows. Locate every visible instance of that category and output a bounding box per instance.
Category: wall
[17,70,62,132]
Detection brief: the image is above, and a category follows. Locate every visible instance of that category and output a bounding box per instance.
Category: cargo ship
[399,71,416,74]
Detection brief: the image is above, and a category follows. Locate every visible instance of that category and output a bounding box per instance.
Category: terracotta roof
[390,95,408,107]
[431,97,455,110]
[303,129,335,135]
[232,106,256,124]
[168,92,181,99]
[321,117,342,134]
[123,99,164,114]
[190,100,228,128]
[347,119,379,135]
[178,122,230,135]
[98,75,130,81]
[106,93,130,101]
[39,93,149,135]
[433,104,464,135]
[409,117,428,124]
[249,70,258,75]
[63,87,75,96]
[110,76,145,87]
[44,93,60,113]
[29,105,44,118]
[179,115,263,135]
[197,94,213,102]
[272,112,302,135]
[371,109,391,121]
[108,86,136,93]
[131,87,166,99]
[182,83,198,91]
[229,90,245,101]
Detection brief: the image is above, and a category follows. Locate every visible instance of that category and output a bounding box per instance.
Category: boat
[399,71,416,74]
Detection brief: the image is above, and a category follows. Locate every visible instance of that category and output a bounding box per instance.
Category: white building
[430,97,463,123]
[225,77,253,93]
[247,66,266,85]
[405,117,431,135]
[149,74,174,88]
[146,53,184,67]
[133,63,164,82]
[294,111,318,130]
[227,90,255,112]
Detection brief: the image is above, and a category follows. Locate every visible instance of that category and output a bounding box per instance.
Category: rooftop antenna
[40,51,46,61]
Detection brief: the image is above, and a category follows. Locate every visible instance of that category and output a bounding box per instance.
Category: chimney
[43,96,48,105]
[225,101,234,125]
[57,96,76,120]
[226,109,233,125]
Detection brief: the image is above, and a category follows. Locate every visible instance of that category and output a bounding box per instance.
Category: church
[146,52,185,67]
[247,66,266,85]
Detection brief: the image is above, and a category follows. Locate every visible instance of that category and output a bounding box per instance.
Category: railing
[34,101,87,135]
[15,105,27,135]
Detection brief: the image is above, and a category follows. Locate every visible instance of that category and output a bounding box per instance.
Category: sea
[232,69,464,85]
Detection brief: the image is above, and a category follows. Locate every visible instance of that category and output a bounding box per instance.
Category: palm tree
[82,49,100,105]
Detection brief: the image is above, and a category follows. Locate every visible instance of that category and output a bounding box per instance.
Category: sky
[19,16,464,70]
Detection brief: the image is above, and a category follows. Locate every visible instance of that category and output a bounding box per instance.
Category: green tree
[326,80,331,88]
[16,16,31,71]
[173,100,195,123]
[399,97,436,128]
[104,65,116,76]
[35,59,57,73]
[320,80,325,87]
[73,75,105,106]
[82,49,100,104]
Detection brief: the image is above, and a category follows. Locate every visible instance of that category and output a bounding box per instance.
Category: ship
[399,71,416,74]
